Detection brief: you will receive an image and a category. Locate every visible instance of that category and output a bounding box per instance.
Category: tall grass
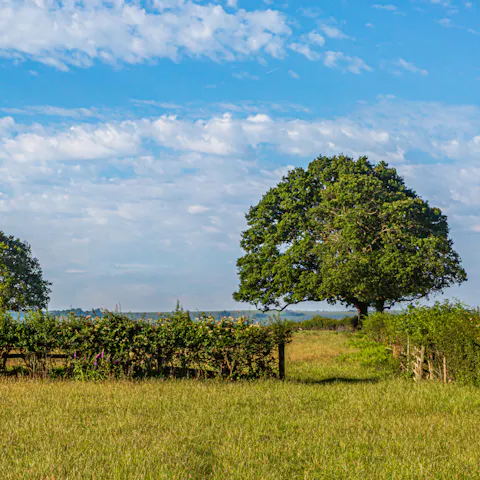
[1,331,480,479]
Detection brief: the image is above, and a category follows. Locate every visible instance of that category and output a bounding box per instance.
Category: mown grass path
[1,331,479,479]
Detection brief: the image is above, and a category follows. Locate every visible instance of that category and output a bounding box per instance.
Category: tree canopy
[233,155,467,326]
[0,232,51,311]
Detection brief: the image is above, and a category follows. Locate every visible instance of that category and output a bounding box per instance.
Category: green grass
[1,331,480,479]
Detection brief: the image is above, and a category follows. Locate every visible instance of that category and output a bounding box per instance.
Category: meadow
[1,330,480,479]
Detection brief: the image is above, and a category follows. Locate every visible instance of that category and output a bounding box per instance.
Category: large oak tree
[233,155,467,327]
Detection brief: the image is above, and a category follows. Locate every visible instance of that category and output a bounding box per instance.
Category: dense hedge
[363,301,480,385]
[0,308,292,380]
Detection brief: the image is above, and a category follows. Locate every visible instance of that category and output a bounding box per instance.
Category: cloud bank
[0,98,479,309]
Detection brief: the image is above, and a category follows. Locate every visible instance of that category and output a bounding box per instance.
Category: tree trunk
[353,301,369,329]
[375,300,385,313]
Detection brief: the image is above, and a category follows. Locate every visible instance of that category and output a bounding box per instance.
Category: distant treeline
[293,315,357,331]
[49,308,355,323]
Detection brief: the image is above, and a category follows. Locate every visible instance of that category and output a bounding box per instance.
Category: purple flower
[95,352,101,360]
[101,350,105,359]
[94,361,98,366]
[73,352,77,359]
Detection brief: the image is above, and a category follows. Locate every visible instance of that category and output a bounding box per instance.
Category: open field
[1,331,480,479]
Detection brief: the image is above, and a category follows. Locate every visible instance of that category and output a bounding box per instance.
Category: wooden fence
[1,346,288,379]
[393,342,449,383]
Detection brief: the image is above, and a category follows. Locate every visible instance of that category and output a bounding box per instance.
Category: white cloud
[232,71,260,81]
[438,17,454,27]
[0,120,141,162]
[187,204,209,214]
[318,24,351,40]
[0,0,376,74]
[323,51,373,74]
[1,106,100,118]
[289,42,321,61]
[4,99,480,167]
[306,31,326,46]
[290,35,371,74]
[148,113,247,155]
[1,98,480,308]
[0,0,291,69]
[288,69,300,79]
[396,58,428,76]
[372,4,398,11]
[0,116,15,134]
[436,17,479,35]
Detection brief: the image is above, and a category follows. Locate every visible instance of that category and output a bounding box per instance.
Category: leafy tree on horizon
[233,155,467,328]
[0,232,51,311]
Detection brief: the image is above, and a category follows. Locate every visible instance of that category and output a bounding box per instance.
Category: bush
[0,308,292,380]
[0,311,16,371]
[362,301,480,385]
[16,310,60,376]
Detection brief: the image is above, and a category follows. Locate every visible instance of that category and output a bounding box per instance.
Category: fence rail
[1,349,288,379]
[3,353,67,359]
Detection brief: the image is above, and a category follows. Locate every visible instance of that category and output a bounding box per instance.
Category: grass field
[1,331,480,479]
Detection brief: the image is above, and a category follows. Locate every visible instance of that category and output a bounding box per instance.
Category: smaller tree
[0,232,51,311]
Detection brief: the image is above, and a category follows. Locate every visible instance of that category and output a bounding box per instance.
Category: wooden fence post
[406,337,410,375]
[278,342,285,380]
[414,346,425,381]
[443,355,447,384]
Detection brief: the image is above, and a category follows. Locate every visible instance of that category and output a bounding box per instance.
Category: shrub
[362,301,480,385]
[0,312,16,371]
[58,312,159,379]
[16,311,60,376]
[0,309,292,380]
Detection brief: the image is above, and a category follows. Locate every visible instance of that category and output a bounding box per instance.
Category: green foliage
[233,155,466,324]
[0,311,16,371]
[363,301,480,384]
[341,336,399,373]
[0,231,51,311]
[266,313,294,344]
[16,310,59,376]
[294,314,356,331]
[1,310,292,380]
[59,311,159,379]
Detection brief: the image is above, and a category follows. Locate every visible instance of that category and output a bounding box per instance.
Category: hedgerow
[361,301,480,385]
[0,307,292,380]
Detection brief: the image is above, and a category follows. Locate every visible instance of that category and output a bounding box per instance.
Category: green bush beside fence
[362,301,480,385]
[0,308,292,380]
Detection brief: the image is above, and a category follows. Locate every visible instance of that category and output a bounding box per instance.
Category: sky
[0,0,479,311]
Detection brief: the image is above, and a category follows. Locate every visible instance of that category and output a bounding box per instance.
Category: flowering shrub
[0,308,291,380]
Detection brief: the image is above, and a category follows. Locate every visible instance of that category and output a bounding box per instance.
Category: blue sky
[0,0,479,311]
